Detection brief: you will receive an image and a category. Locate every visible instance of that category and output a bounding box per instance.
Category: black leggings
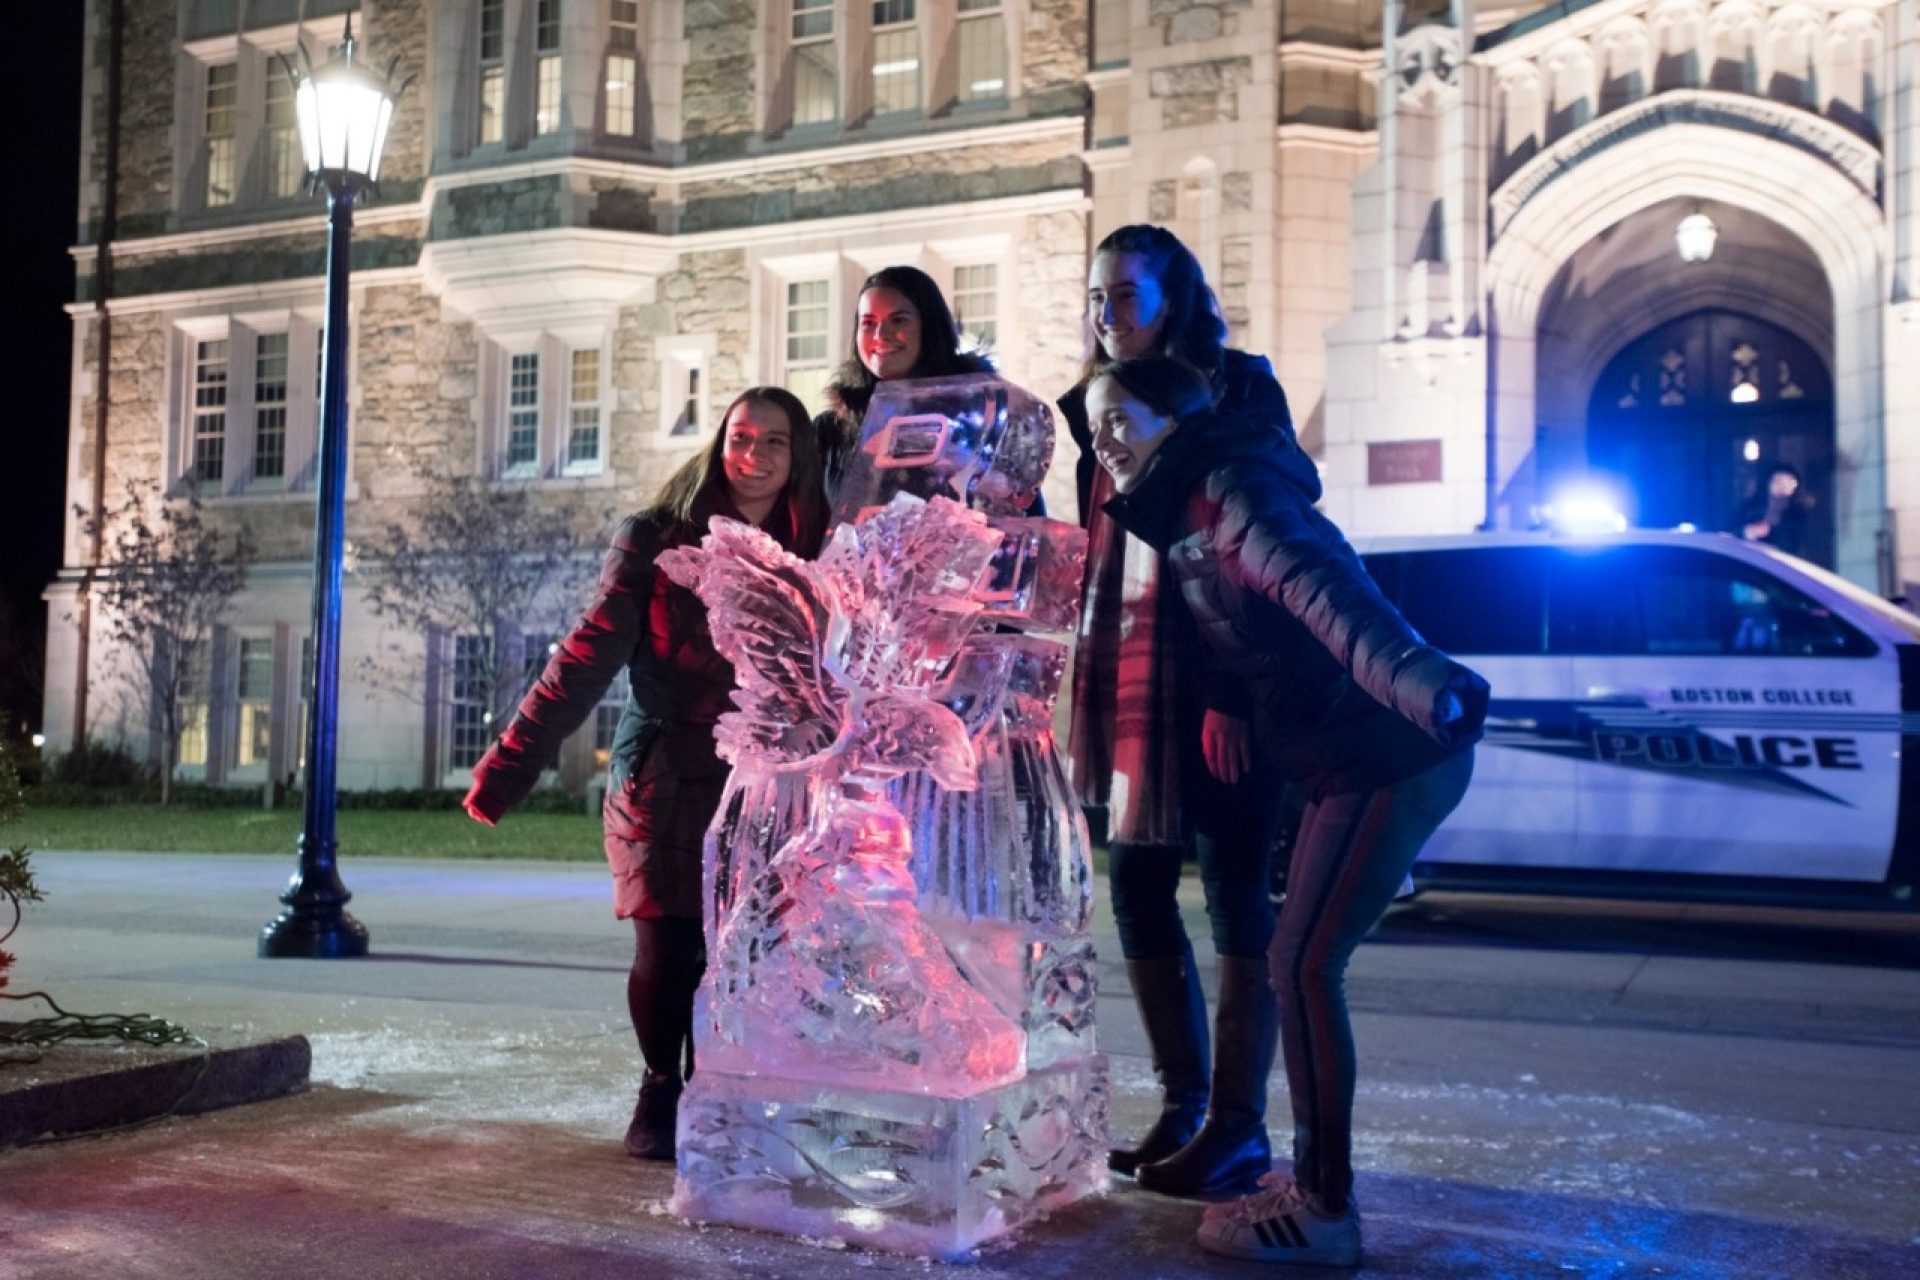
[1272,749,1474,1212]
[1108,752,1289,961]
[629,916,705,1083]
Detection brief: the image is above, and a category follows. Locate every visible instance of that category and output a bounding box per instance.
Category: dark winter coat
[468,487,805,919]
[1059,348,1292,526]
[1103,411,1490,799]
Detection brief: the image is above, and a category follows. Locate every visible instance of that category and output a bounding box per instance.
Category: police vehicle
[1352,532,1920,909]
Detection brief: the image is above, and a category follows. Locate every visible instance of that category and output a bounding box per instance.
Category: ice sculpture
[664,376,1106,1258]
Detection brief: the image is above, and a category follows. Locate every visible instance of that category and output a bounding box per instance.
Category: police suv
[1352,533,1920,909]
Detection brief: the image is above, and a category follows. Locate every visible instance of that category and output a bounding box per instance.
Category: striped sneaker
[1195,1172,1361,1267]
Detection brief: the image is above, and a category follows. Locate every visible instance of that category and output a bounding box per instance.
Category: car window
[1548,546,1874,658]
[1362,548,1548,656]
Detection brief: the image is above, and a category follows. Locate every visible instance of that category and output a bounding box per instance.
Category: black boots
[1110,950,1212,1176]
[626,917,703,1161]
[1135,954,1279,1198]
[624,1072,682,1161]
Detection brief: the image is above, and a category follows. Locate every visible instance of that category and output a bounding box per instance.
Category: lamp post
[260,18,404,959]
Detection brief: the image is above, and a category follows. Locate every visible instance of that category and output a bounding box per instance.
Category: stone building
[42,0,1920,791]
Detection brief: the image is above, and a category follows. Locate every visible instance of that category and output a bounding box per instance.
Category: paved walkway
[2,851,1918,1278]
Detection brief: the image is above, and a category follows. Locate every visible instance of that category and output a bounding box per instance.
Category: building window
[176,639,212,771]
[449,634,492,772]
[294,633,314,773]
[952,263,998,345]
[595,676,626,766]
[192,339,230,485]
[784,280,833,411]
[871,0,920,117]
[955,0,1007,106]
[232,636,273,772]
[607,0,642,137]
[566,348,603,472]
[505,352,541,475]
[479,0,506,144]
[264,67,303,199]
[535,0,564,136]
[204,61,238,207]
[252,333,290,481]
[792,0,837,127]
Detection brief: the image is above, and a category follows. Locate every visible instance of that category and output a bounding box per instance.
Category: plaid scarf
[1070,467,1186,848]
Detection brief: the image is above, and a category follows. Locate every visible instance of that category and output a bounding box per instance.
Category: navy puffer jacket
[1104,411,1489,797]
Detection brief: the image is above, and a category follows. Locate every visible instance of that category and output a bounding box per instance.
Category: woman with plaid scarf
[1062,225,1296,1200]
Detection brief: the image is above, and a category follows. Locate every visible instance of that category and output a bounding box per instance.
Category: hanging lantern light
[1675,211,1718,264]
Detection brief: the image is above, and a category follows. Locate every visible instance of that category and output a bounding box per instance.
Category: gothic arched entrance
[1587,308,1835,566]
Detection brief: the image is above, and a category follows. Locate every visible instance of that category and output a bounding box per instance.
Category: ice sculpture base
[671,1056,1110,1260]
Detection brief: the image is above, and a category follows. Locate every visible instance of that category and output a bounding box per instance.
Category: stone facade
[46,0,1920,788]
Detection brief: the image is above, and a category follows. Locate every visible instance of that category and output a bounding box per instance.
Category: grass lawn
[12,805,606,860]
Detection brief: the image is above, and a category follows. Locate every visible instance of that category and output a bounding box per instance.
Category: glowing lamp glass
[1675,212,1718,264]
[294,52,396,182]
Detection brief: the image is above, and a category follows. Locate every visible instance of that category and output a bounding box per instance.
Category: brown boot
[1110,949,1212,1176]
[1135,954,1278,1198]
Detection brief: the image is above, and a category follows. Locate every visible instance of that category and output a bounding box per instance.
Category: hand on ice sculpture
[657,494,1026,1094]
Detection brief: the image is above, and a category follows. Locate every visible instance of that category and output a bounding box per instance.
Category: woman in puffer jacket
[465,388,828,1161]
[1087,356,1488,1269]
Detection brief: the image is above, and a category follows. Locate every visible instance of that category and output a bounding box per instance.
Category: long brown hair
[651,387,828,553]
[1078,224,1229,394]
[825,265,992,422]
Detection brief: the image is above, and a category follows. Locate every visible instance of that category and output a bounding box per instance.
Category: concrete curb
[0,1034,312,1146]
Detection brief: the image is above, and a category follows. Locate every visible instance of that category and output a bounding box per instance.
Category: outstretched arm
[465,518,655,822]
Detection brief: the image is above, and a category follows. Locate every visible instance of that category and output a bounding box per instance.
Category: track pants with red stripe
[1270,747,1475,1213]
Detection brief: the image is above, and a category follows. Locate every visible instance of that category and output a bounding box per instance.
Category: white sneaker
[1195,1172,1362,1267]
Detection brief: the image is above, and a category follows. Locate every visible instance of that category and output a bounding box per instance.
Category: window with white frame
[487,333,610,479]
[783,280,834,411]
[192,339,230,485]
[951,263,998,346]
[955,0,1007,106]
[252,332,290,481]
[204,61,239,207]
[566,348,603,472]
[231,635,274,773]
[606,0,644,138]
[448,633,493,772]
[263,66,303,200]
[791,0,837,127]
[294,633,313,773]
[180,316,326,494]
[478,0,506,145]
[505,352,542,474]
[657,336,714,441]
[176,639,212,771]
[535,0,564,136]
[871,0,921,117]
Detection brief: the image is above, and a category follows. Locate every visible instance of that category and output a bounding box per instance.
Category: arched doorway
[1587,308,1835,565]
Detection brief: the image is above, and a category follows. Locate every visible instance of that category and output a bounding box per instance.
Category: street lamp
[259,18,406,959]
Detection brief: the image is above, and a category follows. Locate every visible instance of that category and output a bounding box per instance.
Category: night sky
[1,4,85,735]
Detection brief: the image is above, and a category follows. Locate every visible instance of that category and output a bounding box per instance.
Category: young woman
[1087,356,1487,1268]
[811,264,994,489]
[1065,224,1295,1198]
[464,388,828,1161]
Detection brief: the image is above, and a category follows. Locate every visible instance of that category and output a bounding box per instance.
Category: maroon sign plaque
[1367,439,1443,486]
